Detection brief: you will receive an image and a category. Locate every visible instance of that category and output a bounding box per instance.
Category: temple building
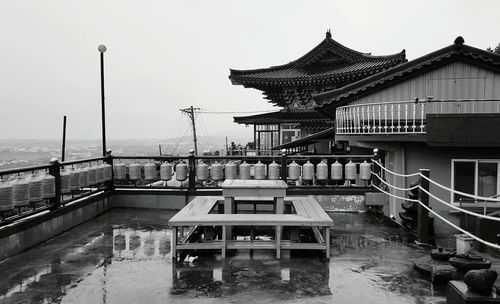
[229,30,407,154]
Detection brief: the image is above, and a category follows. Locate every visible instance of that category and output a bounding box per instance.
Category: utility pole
[180,106,200,156]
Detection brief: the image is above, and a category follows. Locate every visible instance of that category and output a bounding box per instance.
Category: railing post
[105,149,114,189]
[49,157,61,210]
[418,169,430,244]
[188,150,196,191]
[371,148,381,187]
[280,149,287,182]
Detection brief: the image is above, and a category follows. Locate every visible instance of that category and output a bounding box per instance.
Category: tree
[246,141,255,149]
[487,43,500,55]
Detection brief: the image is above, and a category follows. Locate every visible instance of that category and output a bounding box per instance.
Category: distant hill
[0,134,254,169]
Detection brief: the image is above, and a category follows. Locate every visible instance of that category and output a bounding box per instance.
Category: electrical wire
[198,109,276,115]
[170,124,190,155]
[160,112,183,145]
[198,114,219,151]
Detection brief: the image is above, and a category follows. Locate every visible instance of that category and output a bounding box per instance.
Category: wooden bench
[168,195,333,260]
[169,196,220,243]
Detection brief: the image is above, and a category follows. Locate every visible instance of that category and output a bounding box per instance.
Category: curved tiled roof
[229,31,407,88]
[314,37,500,113]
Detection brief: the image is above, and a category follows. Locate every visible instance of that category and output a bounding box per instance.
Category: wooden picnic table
[168,180,332,260]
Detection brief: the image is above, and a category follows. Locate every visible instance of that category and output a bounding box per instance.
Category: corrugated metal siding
[348,61,500,108]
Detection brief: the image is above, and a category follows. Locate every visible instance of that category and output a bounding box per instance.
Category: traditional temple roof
[315,36,500,115]
[233,109,332,126]
[229,30,407,89]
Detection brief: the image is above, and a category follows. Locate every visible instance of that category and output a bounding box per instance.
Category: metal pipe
[98,45,107,157]
[61,115,67,162]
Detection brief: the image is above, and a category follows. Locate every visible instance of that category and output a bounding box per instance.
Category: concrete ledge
[309,195,366,212]
[110,193,188,210]
[365,192,389,206]
[0,191,112,260]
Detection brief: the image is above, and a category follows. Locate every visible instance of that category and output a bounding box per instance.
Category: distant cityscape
[0,135,252,169]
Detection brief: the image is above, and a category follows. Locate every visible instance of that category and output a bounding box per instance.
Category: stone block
[447,280,500,304]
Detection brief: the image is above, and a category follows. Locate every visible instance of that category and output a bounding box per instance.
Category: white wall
[348,61,500,105]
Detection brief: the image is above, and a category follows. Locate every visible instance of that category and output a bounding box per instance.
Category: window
[280,124,300,144]
[453,161,476,202]
[452,160,500,203]
[478,163,498,197]
[255,124,279,151]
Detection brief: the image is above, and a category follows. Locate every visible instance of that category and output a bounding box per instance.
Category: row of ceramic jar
[111,160,372,182]
[0,173,56,210]
[60,164,113,193]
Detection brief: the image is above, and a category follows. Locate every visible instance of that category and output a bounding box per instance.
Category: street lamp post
[98,44,107,157]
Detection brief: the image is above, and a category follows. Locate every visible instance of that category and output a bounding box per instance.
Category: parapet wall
[0,192,111,261]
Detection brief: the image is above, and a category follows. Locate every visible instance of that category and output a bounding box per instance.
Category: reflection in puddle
[112,228,171,260]
[0,210,447,304]
[0,225,172,304]
[171,258,331,300]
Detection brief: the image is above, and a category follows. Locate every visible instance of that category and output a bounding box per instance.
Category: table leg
[224,197,233,214]
[276,197,284,214]
[325,227,330,260]
[276,225,281,259]
[172,227,177,261]
[224,197,233,240]
[222,225,227,259]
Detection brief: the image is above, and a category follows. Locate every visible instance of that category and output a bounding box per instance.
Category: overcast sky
[1,0,499,144]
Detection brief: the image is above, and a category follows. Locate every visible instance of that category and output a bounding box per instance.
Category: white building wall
[348,61,500,107]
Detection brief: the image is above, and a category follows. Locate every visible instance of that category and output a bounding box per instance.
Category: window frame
[451,159,500,206]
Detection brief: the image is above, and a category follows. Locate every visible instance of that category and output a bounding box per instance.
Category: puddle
[0,209,445,304]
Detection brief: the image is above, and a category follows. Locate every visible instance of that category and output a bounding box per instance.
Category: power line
[198,114,218,151]
[170,125,190,155]
[198,110,276,115]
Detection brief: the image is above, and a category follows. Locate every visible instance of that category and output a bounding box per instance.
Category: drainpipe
[402,145,406,186]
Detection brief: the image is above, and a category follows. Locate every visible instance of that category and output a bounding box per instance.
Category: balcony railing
[336,99,500,135]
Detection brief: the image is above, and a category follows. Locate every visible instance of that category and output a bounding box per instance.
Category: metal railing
[336,99,500,135]
[0,151,379,225]
[111,153,374,190]
[0,156,111,225]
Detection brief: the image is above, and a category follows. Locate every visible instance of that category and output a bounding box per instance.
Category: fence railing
[111,152,374,190]
[0,151,379,225]
[0,156,111,225]
[336,99,500,135]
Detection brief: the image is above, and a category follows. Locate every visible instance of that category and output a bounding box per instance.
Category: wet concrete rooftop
[0,209,446,304]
